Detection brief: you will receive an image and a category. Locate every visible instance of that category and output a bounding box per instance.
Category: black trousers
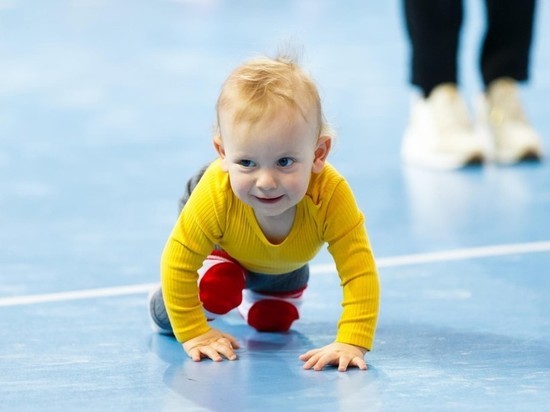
[403,0,537,96]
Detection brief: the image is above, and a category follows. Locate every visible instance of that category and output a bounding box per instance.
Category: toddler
[149,54,380,372]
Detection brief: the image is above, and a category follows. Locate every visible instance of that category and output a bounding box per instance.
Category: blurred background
[1,1,549,410]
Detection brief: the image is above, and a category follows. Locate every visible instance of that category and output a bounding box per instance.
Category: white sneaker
[401,84,484,170]
[476,78,544,164]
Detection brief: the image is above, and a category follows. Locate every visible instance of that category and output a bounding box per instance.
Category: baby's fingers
[222,335,241,350]
[301,352,326,370]
[211,339,237,361]
[337,355,367,372]
[187,347,207,362]
[348,356,367,371]
[299,348,320,361]
[195,346,224,362]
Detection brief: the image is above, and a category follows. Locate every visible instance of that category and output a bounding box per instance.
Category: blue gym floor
[1,1,550,411]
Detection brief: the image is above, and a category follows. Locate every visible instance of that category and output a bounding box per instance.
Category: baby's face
[216,107,320,220]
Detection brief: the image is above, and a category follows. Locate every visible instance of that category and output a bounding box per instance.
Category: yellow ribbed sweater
[161,159,380,349]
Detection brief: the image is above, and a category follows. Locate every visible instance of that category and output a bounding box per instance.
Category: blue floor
[1,1,550,411]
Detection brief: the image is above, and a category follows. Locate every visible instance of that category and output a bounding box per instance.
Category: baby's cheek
[230,176,251,200]
[289,176,310,197]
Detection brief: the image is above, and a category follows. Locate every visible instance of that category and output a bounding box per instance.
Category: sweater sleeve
[324,179,380,350]
[160,165,226,343]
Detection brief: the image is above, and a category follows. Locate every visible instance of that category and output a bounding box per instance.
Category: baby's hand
[183,328,240,362]
[299,342,368,372]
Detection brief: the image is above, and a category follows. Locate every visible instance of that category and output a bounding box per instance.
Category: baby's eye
[277,157,295,167]
[238,159,255,168]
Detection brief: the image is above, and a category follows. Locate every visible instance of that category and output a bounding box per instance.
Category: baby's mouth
[254,195,284,204]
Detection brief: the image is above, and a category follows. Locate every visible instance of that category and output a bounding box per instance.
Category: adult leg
[401,0,483,170]
[476,0,542,164]
[480,0,536,86]
[403,0,463,96]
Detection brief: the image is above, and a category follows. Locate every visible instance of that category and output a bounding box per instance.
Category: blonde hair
[215,55,334,140]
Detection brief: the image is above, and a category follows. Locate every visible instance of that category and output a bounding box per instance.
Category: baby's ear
[312,136,332,173]
[213,136,228,171]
